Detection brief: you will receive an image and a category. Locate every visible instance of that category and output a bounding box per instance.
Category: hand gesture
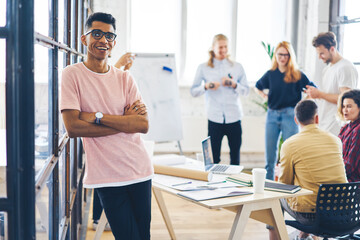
[221,76,236,88]
[124,100,147,115]
[115,52,135,70]
[259,91,268,100]
[304,85,321,99]
[205,82,220,90]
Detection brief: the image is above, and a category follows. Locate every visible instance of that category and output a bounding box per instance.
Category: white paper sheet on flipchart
[153,174,240,191]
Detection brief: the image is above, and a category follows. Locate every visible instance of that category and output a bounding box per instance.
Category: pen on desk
[172,181,192,186]
[207,181,226,185]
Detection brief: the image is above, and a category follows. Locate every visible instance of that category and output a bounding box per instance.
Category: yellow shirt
[279,124,347,213]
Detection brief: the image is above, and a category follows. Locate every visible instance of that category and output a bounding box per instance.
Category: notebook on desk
[227,174,302,194]
[264,181,301,194]
[202,136,243,175]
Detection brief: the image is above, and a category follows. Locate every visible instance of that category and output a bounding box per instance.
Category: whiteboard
[130,53,183,142]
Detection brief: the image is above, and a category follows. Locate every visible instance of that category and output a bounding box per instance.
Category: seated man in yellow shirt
[269,100,347,240]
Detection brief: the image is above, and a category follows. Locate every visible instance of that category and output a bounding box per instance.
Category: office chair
[285,182,360,240]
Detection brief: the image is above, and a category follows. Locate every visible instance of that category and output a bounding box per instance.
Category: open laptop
[202,136,244,175]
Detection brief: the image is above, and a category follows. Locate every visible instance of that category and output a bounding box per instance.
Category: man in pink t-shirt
[60,12,153,240]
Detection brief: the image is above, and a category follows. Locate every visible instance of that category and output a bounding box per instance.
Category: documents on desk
[152,154,253,201]
[154,174,251,201]
[178,188,252,201]
[227,173,302,194]
[153,174,240,191]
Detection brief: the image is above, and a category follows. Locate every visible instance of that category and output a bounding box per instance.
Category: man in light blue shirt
[190,34,249,165]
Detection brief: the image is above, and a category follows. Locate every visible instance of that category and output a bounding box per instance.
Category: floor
[84,189,306,240]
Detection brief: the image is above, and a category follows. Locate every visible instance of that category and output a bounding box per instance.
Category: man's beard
[325,54,333,64]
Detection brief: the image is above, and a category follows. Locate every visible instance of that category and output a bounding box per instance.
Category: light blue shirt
[190,59,249,124]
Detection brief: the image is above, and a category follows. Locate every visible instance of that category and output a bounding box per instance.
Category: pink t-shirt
[60,63,153,188]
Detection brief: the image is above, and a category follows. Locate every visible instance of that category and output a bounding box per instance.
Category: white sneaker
[294,235,313,240]
[92,221,111,231]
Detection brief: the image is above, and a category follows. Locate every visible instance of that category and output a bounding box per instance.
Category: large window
[340,0,360,87]
[34,44,50,171]
[236,0,287,83]
[33,0,87,236]
[0,0,88,238]
[0,2,7,238]
[130,0,182,77]
[184,0,234,83]
[0,37,6,199]
[129,0,288,85]
[0,1,5,27]
[0,212,7,239]
[34,0,49,36]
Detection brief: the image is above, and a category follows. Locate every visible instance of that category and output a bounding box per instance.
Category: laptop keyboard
[211,165,229,172]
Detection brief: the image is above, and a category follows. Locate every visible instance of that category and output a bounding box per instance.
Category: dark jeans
[92,189,102,221]
[96,180,152,240]
[267,199,316,230]
[208,120,242,165]
[280,198,316,225]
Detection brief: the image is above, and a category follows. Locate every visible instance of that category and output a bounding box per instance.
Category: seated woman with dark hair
[338,89,360,182]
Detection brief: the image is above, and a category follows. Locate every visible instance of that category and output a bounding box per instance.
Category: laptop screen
[202,136,213,171]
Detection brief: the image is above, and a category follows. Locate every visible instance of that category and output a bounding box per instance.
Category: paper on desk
[154,174,240,191]
[178,187,252,201]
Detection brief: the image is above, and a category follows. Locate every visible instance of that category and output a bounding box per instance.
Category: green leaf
[261,42,274,60]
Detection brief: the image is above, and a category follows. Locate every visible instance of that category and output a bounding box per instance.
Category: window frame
[0,0,88,239]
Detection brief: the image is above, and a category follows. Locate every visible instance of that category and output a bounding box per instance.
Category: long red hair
[271,41,301,83]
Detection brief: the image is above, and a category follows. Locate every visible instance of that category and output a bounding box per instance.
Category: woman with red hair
[255,41,316,180]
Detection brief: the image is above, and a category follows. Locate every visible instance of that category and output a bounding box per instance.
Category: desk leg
[153,188,176,240]
[270,200,289,240]
[227,199,289,240]
[93,211,106,240]
[228,205,251,240]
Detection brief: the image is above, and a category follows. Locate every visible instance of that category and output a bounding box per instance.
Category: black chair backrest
[316,182,360,231]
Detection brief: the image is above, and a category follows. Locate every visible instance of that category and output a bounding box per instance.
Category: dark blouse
[255,68,316,110]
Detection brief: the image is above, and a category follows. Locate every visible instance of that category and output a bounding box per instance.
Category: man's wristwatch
[94,112,103,125]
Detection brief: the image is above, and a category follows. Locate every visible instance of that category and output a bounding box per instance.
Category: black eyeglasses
[85,29,117,42]
[277,53,290,58]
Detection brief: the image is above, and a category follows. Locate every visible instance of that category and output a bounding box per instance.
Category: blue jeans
[96,180,152,240]
[265,107,298,180]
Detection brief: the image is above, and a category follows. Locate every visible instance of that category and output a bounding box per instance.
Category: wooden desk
[152,182,312,240]
[93,157,312,240]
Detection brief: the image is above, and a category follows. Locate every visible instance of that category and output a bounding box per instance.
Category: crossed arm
[61,100,148,138]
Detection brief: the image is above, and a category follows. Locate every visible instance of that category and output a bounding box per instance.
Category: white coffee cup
[252,168,267,193]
